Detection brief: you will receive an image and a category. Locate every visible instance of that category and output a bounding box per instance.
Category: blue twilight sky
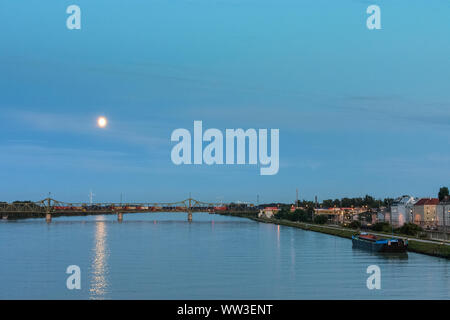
[0,0,449,203]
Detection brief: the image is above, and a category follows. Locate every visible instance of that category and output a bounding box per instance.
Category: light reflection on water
[89,216,109,299]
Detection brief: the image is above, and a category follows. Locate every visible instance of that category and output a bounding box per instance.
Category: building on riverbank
[437,198,450,232]
[413,198,439,227]
[377,207,390,223]
[258,207,279,218]
[314,207,365,224]
[390,195,417,227]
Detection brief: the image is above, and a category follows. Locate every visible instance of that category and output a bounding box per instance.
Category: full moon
[97,116,107,128]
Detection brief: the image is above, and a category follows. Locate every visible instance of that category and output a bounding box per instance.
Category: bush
[418,232,429,239]
[348,220,361,229]
[314,215,328,225]
[396,223,423,236]
[274,208,312,223]
[371,222,392,232]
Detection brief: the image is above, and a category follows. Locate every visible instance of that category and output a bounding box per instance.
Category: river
[0,213,448,299]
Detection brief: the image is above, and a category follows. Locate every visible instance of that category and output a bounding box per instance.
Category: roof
[414,198,439,206]
[392,195,416,206]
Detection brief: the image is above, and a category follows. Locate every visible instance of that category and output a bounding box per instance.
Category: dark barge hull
[352,236,408,253]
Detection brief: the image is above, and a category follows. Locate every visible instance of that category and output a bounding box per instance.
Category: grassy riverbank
[254,217,356,239]
[220,212,450,259]
[407,240,450,259]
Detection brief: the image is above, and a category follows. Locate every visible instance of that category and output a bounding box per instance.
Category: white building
[258,207,279,219]
[390,196,417,227]
[436,201,450,230]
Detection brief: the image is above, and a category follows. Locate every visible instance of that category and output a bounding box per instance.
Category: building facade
[258,207,279,219]
[413,198,439,227]
[390,196,417,227]
[314,207,366,224]
[436,200,450,231]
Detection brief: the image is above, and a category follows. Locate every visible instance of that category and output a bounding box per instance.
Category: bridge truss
[0,198,247,222]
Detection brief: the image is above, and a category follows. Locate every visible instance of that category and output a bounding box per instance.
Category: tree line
[319,195,393,209]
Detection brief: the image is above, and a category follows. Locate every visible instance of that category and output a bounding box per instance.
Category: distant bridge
[0,198,255,222]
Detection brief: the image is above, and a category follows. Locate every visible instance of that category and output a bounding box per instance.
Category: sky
[0,0,449,204]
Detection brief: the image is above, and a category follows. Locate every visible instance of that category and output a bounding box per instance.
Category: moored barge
[352,233,408,253]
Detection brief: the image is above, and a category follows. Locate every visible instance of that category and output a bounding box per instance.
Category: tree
[396,223,423,236]
[333,199,341,207]
[438,186,449,201]
[274,208,312,223]
[348,220,361,229]
[363,195,376,208]
[383,198,394,207]
[371,222,391,232]
[341,198,352,207]
[322,199,333,208]
[314,215,328,225]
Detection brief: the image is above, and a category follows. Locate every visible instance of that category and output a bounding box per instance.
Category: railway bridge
[0,198,249,223]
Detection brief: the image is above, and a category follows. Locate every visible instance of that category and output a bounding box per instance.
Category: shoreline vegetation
[219,211,450,260]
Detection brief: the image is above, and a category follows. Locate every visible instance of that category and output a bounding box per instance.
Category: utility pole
[296,189,299,207]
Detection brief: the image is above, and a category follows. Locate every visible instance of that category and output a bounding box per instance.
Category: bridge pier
[45,198,52,223]
[118,212,123,222]
[187,211,193,222]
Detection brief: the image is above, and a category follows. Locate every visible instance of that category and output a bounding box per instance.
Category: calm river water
[0,213,448,299]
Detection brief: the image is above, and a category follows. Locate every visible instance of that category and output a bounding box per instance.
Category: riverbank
[220,212,450,260]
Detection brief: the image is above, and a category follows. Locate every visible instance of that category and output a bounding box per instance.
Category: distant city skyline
[1,1,449,203]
